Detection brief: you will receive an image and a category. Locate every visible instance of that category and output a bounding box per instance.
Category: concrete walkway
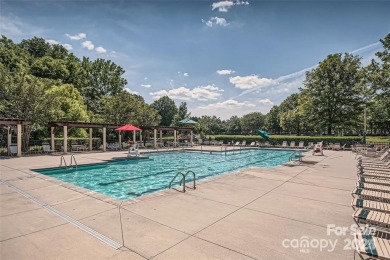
[1,149,356,259]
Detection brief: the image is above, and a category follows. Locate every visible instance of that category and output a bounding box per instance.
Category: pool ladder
[169,171,196,192]
[60,155,78,169]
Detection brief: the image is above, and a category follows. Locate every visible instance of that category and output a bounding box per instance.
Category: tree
[41,84,89,122]
[81,57,127,113]
[151,96,177,126]
[194,115,224,136]
[367,33,390,100]
[279,94,301,134]
[102,91,160,126]
[30,56,70,80]
[225,116,241,134]
[171,102,190,126]
[0,69,52,150]
[0,36,30,73]
[240,112,265,133]
[19,37,51,59]
[300,53,364,135]
[264,105,281,134]
[365,33,390,134]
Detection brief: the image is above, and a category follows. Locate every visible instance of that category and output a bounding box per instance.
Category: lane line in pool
[0,179,123,250]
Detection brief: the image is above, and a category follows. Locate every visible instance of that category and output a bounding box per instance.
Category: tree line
[1,33,389,147]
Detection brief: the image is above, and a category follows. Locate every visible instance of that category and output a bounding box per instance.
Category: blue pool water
[36,149,297,200]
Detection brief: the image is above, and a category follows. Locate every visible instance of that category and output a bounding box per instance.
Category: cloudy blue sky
[1,0,389,119]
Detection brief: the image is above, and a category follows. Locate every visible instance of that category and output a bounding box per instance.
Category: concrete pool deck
[1,148,356,259]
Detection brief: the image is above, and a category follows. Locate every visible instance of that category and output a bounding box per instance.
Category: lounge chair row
[351,149,390,259]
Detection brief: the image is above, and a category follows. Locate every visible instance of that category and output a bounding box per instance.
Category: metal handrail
[180,170,196,189]
[289,150,303,162]
[60,155,67,167]
[70,155,78,168]
[169,172,186,192]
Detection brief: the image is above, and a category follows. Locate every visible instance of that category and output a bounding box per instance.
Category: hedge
[212,135,362,147]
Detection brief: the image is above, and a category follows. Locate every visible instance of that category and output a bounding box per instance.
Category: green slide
[256,129,270,140]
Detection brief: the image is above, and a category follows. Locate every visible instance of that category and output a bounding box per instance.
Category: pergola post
[7,126,12,156]
[174,129,177,144]
[102,127,106,152]
[50,127,55,151]
[89,128,93,151]
[16,124,22,157]
[133,131,136,143]
[63,125,68,154]
[139,131,142,143]
[159,130,162,142]
[118,131,122,149]
[153,128,157,148]
[190,130,193,147]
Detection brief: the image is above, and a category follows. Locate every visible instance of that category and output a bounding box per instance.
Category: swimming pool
[36,149,297,200]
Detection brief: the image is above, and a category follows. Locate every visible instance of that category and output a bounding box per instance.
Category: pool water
[36,149,297,200]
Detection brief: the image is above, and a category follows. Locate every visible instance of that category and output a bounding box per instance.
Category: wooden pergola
[140,125,195,148]
[0,118,30,157]
[49,121,195,154]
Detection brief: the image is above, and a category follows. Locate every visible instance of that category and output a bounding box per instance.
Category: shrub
[213,135,362,147]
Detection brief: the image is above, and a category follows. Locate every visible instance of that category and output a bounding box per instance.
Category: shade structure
[115,124,141,131]
[179,118,197,124]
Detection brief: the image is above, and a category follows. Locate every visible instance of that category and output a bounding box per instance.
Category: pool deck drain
[1,148,357,259]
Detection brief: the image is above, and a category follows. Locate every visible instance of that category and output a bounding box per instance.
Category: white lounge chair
[242,140,247,146]
[107,143,120,151]
[298,141,304,149]
[9,145,17,156]
[128,144,140,157]
[307,142,314,149]
[290,141,296,148]
[281,141,288,148]
[42,144,56,154]
[249,142,256,147]
[234,141,241,146]
[333,143,341,151]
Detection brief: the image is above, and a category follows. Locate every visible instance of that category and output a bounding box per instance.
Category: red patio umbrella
[116,124,142,145]
[115,124,141,131]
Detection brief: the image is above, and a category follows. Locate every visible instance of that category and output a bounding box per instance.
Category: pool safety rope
[0,179,122,250]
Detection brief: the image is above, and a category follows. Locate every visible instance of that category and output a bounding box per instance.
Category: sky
[1,0,389,119]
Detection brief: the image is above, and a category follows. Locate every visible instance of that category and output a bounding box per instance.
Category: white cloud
[211,0,249,12]
[199,99,255,109]
[178,72,189,77]
[0,14,44,36]
[236,0,250,6]
[125,88,138,95]
[46,39,59,45]
[82,41,94,50]
[95,46,107,53]
[46,40,73,50]
[212,1,234,12]
[62,44,73,50]
[141,84,151,88]
[259,99,274,105]
[217,69,235,75]
[144,77,148,80]
[65,33,87,40]
[202,17,229,27]
[229,75,275,90]
[238,41,383,99]
[150,84,224,101]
